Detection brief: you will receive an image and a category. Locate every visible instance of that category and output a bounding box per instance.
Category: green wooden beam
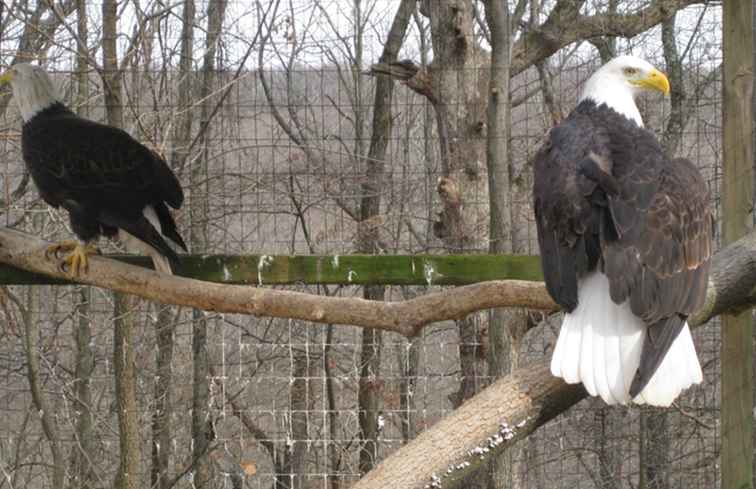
[0,254,544,286]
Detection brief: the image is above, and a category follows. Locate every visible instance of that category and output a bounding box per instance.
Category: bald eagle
[533,56,711,406]
[0,64,186,275]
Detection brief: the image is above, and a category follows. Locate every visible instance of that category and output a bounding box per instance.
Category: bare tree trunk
[324,325,341,489]
[421,4,491,488]
[169,0,196,169]
[21,288,65,488]
[639,407,669,489]
[423,0,490,415]
[357,0,413,474]
[101,0,123,127]
[480,3,527,488]
[358,322,383,473]
[151,3,195,488]
[191,3,227,487]
[289,349,310,489]
[399,335,420,442]
[71,288,96,489]
[112,293,140,489]
[69,4,96,486]
[102,2,139,487]
[151,310,174,489]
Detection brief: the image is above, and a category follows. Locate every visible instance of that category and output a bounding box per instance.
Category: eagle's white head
[579,55,670,127]
[0,63,61,122]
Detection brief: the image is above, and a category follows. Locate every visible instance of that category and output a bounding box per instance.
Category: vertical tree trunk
[289,349,310,489]
[639,407,668,489]
[151,3,195,488]
[425,0,489,416]
[357,0,413,474]
[69,3,96,486]
[22,288,65,488]
[71,288,96,489]
[112,294,140,489]
[481,2,521,487]
[151,309,174,489]
[722,2,754,488]
[191,3,228,487]
[423,4,490,488]
[101,2,139,488]
[399,336,420,442]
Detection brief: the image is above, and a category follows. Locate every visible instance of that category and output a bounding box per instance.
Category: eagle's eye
[623,67,638,76]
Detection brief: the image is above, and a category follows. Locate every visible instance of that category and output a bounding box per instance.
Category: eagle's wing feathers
[26,112,182,213]
[533,112,609,311]
[602,136,712,395]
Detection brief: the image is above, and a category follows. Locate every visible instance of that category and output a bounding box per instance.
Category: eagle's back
[22,104,183,218]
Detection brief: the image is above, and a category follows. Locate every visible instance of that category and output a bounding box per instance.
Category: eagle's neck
[579,72,643,127]
[14,83,61,122]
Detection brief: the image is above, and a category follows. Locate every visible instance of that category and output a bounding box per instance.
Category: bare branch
[0,228,553,336]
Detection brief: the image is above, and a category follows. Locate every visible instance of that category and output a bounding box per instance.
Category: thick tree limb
[515,0,706,74]
[349,231,756,489]
[368,0,706,101]
[0,228,555,337]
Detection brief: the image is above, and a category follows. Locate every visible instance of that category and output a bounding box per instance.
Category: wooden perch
[0,228,555,337]
[0,249,544,286]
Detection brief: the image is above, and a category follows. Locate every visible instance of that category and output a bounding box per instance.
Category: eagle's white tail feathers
[550,271,702,406]
[117,205,175,275]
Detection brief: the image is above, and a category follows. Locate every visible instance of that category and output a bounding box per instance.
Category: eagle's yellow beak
[634,68,670,96]
[0,70,13,85]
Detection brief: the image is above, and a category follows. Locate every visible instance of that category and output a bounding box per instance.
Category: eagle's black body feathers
[534,100,712,397]
[22,102,187,269]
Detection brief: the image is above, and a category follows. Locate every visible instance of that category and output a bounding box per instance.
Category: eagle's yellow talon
[46,241,99,277]
[45,240,79,260]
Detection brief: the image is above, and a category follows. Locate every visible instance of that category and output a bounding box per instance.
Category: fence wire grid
[0,1,727,488]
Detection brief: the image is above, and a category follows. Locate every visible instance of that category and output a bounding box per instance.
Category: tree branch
[0,227,555,337]
[511,0,705,75]
[368,0,706,101]
[351,227,756,489]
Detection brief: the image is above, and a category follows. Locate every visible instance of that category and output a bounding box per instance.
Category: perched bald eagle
[1,64,186,275]
[533,56,712,406]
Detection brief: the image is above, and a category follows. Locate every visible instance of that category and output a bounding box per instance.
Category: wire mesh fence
[0,1,726,488]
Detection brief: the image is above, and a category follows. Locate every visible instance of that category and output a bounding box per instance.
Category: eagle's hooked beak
[634,68,670,96]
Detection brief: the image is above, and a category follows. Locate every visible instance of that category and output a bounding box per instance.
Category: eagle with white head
[533,55,711,406]
[0,63,186,276]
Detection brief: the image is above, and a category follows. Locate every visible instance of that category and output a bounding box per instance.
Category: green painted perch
[0,254,544,286]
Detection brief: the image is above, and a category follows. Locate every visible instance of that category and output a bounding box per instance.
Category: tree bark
[20,288,65,489]
[156,5,196,489]
[191,2,228,487]
[101,1,140,487]
[357,0,414,474]
[69,4,96,486]
[112,293,140,489]
[721,2,754,488]
[422,10,490,467]
[481,3,526,487]
[71,287,96,489]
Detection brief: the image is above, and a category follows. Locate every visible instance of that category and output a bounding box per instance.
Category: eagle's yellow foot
[45,241,100,277]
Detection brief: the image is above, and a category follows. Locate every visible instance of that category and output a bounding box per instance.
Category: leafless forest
[0,1,726,488]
